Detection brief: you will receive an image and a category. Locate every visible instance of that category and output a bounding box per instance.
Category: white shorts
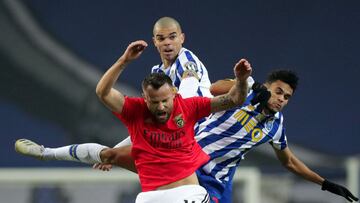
[135,185,210,203]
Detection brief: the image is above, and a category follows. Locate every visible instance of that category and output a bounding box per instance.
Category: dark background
[1,0,359,168]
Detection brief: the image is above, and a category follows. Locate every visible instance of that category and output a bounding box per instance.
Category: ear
[152,36,157,46]
[142,92,147,101]
[181,33,185,44]
[172,87,178,94]
[263,82,270,88]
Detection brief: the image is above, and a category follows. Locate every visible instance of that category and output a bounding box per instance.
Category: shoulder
[175,49,204,76]
[179,48,202,65]
[181,95,211,105]
[151,64,162,73]
[124,96,145,106]
[274,112,284,124]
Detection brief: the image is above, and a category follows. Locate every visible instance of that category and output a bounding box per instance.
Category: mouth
[273,103,282,110]
[156,111,168,120]
[163,48,174,55]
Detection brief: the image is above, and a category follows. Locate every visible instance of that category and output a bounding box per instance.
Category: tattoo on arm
[210,78,248,113]
[211,94,235,112]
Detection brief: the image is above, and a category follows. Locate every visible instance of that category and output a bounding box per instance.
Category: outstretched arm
[274,147,324,184]
[96,40,148,113]
[209,59,251,113]
[274,147,358,202]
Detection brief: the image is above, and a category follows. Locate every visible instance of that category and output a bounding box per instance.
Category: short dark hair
[266,70,299,92]
[142,72,173,90]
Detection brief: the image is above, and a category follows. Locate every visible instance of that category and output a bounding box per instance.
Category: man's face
[143,83,176,123]
[153,24,184,67]
[265,80,293,113]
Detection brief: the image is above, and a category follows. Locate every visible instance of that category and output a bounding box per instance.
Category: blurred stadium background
[0,0,359,202]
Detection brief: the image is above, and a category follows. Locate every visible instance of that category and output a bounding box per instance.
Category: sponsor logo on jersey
[251,128,263,142]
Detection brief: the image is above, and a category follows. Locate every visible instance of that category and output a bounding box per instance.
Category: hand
[322,179,359,202]
[250,81,271,112]
[93,163,113,171]
[120,40,148,63]
[233,59,252,81]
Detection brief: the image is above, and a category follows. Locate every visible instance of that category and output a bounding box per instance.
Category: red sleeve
[184,96,211,120]
[112,96,144,125]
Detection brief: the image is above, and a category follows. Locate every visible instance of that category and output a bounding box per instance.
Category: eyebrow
[155,32,177,37]
[276,87,292,97]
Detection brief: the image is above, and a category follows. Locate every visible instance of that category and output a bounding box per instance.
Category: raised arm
[273,147,358,202]
[209,59,252,113]
[96,40,148,113]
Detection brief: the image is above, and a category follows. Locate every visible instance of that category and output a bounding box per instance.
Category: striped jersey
[151,47,212,98]
[195,90,288,203]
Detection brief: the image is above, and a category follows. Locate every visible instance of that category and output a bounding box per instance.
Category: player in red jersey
[95,40,252,202]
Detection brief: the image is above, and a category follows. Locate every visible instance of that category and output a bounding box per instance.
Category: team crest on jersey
[184,61,198,72]
[183,61,199,79]
[174,114,185,128]
[265,118,274,131]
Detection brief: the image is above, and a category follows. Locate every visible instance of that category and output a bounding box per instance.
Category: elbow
[282,158,296,172]
[95,84,106,100]
[283,162,294,171]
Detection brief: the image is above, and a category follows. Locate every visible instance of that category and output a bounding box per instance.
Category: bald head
[152,16,185,67]
[153,17,182,35]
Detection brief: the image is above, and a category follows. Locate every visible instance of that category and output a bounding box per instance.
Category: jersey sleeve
[178,77,201,98]
[112,96,143,125]
[269,116,288,150]
[184,96,212,120]
[151,65,160,73]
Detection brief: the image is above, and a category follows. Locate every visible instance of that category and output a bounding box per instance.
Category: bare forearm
[228,78,248,106]
[210,78,247,112]
[286,155,324,185]
[96,57,127,98]
[100,147,137,173]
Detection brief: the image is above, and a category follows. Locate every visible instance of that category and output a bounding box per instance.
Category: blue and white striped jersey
[151,47,212,98]
[195,91,287,203]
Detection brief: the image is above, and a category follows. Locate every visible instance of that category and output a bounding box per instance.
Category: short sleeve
[113,96,144,125]
[270,118,288,150]
[184,96,212,121]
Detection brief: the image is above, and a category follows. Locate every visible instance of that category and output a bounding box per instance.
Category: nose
[278,95,285,103]
[163,37,171,45]
[157,102,165,110]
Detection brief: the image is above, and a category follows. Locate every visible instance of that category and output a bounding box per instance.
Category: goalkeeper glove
[322,179,359,202]
[250,81,271,112]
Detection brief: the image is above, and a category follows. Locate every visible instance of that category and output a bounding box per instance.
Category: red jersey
[113,94,211,191]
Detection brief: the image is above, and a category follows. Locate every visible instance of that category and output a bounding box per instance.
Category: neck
[262,106,276,116]
[162,59,175,69]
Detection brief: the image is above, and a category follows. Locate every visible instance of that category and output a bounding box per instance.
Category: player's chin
[270,106,281,113]
[163,52,176,60]
[266,105,280,114]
